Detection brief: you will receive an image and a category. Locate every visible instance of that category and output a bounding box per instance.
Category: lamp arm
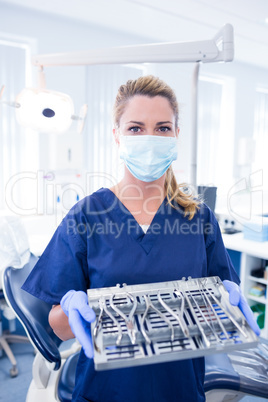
[211,23,234,62]
[190,62,200,188]
[32,24,233,67]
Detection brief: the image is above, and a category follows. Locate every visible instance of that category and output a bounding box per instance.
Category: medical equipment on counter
[243,217,268,242]
[87,276,258,371]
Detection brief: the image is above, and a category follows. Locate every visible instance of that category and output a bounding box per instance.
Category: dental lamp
[0,85,86,135]
[15,88,75,134]
[0,65,87,134]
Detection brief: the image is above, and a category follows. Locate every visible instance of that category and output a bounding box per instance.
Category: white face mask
[119,135,178,182]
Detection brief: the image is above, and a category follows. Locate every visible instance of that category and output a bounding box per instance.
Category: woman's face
[114,95,179,143]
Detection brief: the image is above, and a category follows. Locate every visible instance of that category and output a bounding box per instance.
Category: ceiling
[1,0,268,69]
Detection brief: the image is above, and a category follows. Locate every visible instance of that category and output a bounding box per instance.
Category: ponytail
[164,166,200,220]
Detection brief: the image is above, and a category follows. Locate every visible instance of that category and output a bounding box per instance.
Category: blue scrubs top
[22,188,239,402]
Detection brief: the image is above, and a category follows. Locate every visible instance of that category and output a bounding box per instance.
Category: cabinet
[239,253,267,338]
[222,233,268,339]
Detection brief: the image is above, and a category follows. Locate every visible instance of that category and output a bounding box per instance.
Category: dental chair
[0,288,30,377]
[2,253,81,402]
[204,339,268,401]
[0,215,32,377]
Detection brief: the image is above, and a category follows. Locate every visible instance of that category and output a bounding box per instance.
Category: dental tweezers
[140,294,174,344]
[93,296,123,353]
[198,278,230,342]
[109,292,138,345]
[157,291,190,338]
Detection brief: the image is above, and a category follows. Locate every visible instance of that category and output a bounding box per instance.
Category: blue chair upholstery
[3,253,62,369]
[204,353,240,392]
[3,253,79,401]
[57,352,80,402]
[205,341,268,399]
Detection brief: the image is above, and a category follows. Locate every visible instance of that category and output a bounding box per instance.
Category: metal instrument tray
[87,276,258,371]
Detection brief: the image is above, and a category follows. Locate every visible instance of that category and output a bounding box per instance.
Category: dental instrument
[87,276,258,371]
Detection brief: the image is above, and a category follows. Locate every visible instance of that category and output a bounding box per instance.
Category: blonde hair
[113,75,200,220]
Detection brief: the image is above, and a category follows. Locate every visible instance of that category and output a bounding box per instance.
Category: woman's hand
[223,280,261,336]
[60,290,96,358]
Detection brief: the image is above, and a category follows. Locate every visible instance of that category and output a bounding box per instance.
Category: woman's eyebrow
[126,120,145,125]
[125,120,173,126]
[156,121,173,125]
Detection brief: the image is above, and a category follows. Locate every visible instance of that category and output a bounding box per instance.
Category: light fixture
[1,68,87,135]
[15,87,75,134]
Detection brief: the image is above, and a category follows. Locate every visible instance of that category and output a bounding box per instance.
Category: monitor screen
[198,186,217,212]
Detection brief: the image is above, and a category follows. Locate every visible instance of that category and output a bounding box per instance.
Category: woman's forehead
[121,95,174,121]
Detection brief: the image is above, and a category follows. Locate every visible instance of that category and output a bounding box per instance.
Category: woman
[22,75,259,402]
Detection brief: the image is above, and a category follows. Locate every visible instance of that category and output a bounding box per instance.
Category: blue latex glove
[223,280,260,336]
[60,290,96,358]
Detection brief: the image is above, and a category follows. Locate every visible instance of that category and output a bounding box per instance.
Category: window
[253,88,268,187]
[197,75,235,193]
[0,36,36,212]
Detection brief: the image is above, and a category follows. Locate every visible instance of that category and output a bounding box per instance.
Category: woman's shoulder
[67,187,112,215]
[193,203,218,229]
[171,198,215,222]
[197,201,214,217]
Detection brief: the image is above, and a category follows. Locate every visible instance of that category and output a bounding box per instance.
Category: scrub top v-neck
[100,187,171,255]
[22,187,239,402]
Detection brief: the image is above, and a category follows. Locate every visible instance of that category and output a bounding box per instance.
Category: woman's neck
[110,170,166,225]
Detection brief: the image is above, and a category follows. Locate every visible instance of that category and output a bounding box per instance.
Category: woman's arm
[48,304,75,341]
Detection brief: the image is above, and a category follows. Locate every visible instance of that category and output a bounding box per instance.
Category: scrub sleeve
[22,187,239,402]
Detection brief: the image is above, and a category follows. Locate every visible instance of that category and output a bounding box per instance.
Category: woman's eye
[129,126,141,133]
[158,126,171,132]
